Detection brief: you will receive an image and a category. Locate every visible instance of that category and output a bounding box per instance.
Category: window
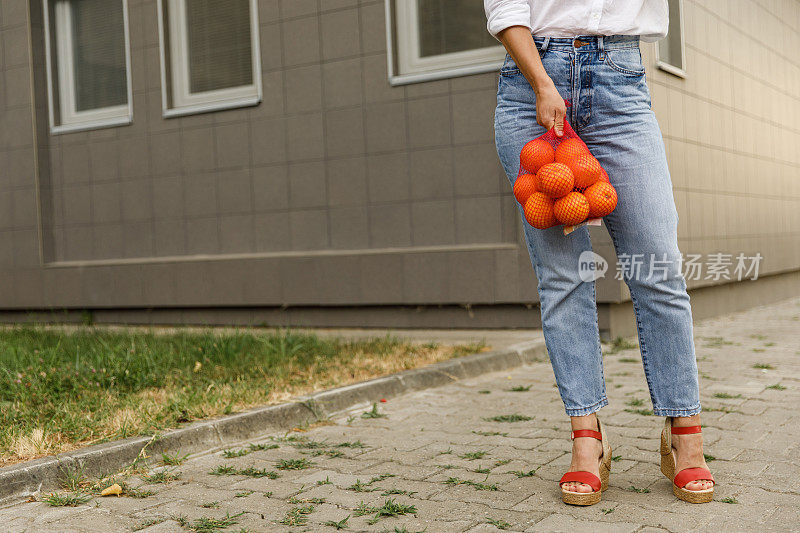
[656,0,686,78]
[158,0,262,116]
[43,0,133,133]
[390,0,505,84]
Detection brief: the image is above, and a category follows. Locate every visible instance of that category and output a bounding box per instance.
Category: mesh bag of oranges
[513,120,618,235]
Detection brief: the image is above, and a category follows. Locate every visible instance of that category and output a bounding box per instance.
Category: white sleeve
[484,0,532,40]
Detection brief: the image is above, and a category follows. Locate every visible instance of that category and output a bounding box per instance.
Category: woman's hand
[535,81,566,137]
[497,26,566,136]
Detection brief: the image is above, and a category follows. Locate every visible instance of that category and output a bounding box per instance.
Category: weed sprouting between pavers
[459,451,488,461]
[483,413,533,423]
[279,505,315,526]
[208,464,280,478]
[275,458,314,470]
[323,515,350,530]
[486,517,511,529]
[42,492,92,507]
[141,469,181,484]
[174,511,244,532]
[361,403,387,419]
[161,451,189,465]
[353,499,418,525]
[444,477,499,491]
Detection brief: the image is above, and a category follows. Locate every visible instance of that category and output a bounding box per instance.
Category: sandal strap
[671,425,702,435]
[560,471,601,492]
[673,467,715,488]
[571,429,602,440]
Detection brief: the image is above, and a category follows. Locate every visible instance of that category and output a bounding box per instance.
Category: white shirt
[484,0,668,43]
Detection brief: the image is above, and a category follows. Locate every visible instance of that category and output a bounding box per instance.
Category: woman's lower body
[495,35,700,417]
[494,35,711,501]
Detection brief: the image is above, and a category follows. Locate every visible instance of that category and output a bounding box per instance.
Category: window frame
[655,0,687,78]
[387,0,505,86]
[157,0,263,118]
[42,0,134,134]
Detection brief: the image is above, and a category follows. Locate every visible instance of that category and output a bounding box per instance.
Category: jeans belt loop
[598,36,605,59]
[542,37,551,52]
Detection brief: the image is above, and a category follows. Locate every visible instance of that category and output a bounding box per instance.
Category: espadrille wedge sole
[660,417,715,504]
[560,418,612,506]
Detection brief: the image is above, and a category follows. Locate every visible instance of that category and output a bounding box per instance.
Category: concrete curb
[0,338,546,505]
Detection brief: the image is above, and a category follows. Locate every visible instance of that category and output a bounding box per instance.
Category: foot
[671,415,713,491]
[561,414,604,493]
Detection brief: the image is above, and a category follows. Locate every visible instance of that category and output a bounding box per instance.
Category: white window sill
[162,94,262,118]
[50,115,133,135]
[656,60,686,79]
[389,60,503,86]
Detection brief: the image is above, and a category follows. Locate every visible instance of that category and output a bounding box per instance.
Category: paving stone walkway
[3,298,799,532]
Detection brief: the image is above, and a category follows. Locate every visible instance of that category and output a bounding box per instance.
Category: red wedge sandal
[660,417,715,503]
[559,418,612,506]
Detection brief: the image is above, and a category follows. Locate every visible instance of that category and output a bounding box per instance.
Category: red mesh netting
[513,118,617,235]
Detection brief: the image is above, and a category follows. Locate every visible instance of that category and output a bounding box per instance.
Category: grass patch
[766,383,786,390]
[618,358,639,363]
[0,326,481,465]
[483,414,532,423]
[704,454,715,462]
[718,496,738,504]
[627,486,650,493]
[507,385,531,392]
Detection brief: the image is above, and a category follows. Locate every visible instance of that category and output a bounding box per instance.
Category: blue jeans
[494,35,700,418]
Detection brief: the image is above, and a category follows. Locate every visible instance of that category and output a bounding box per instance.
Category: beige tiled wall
[644,0,800,286]
[0,0,797,318]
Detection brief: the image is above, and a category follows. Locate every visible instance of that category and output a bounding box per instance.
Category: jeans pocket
[604,48,646,77]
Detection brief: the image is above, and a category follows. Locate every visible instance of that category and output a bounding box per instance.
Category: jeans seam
[602,215,657,408]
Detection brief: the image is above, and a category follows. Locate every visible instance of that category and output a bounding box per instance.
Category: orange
[598,168,610,183]
[554,138,590,165]
[553,191,590,225]
[513,173,538,205]
[584,181,618,218]
[569,153,603,189]
[520,138,555,174]
[536,162,574,198]
[524,192,558,229]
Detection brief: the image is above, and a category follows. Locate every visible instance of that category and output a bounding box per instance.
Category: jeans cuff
[652,404,701,417]
[564,397,608,417]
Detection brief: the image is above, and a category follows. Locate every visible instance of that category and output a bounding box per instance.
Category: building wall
[645,0,800,287]
[0,0,797,329]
